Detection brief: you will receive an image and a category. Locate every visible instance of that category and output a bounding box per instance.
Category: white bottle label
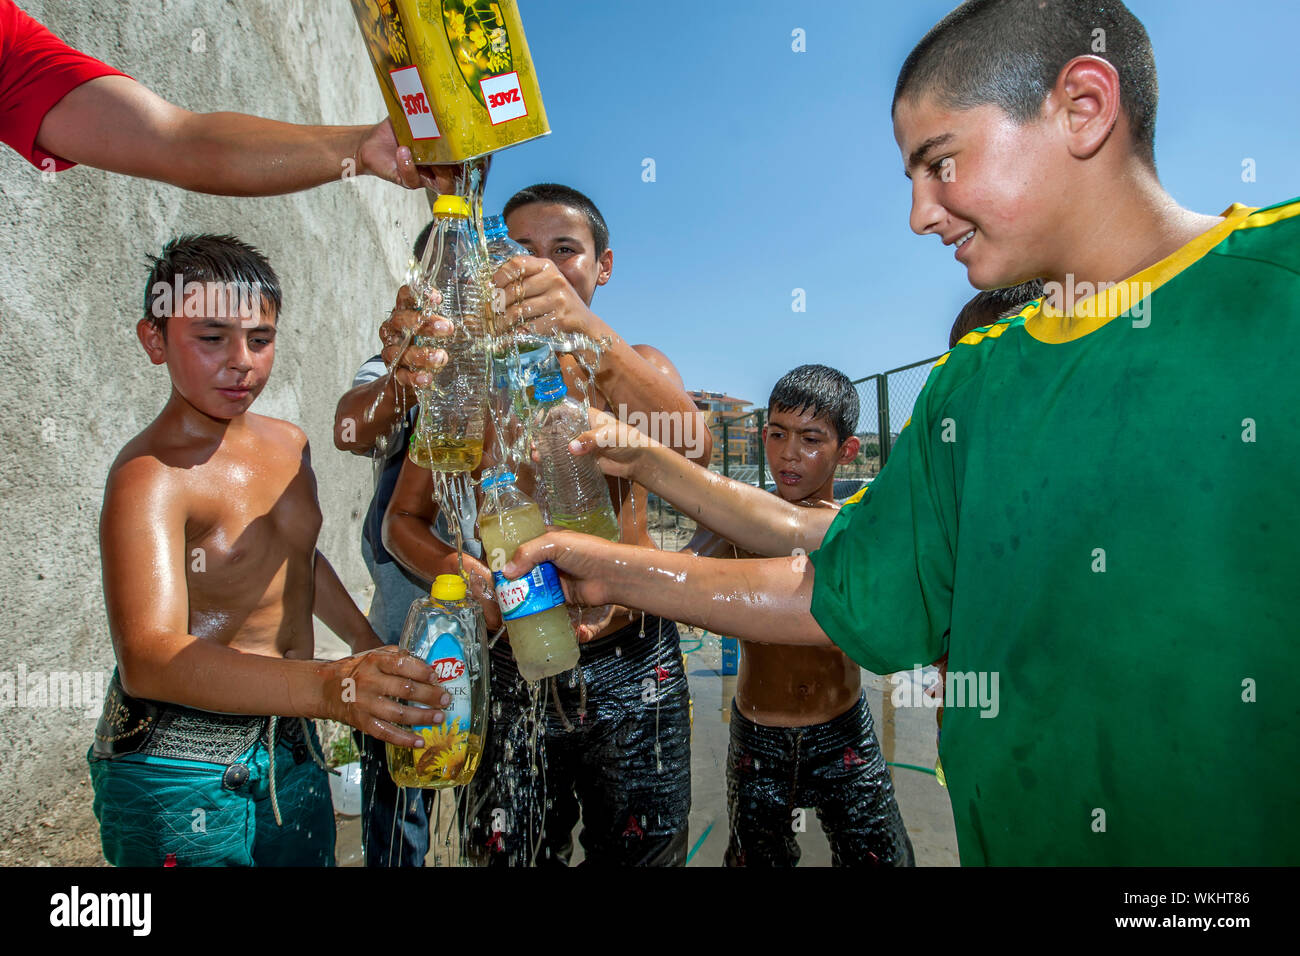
[390,66,441,140]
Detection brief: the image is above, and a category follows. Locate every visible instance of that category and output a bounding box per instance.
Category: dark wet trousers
[725,692,915,867]
[466,613,692,866]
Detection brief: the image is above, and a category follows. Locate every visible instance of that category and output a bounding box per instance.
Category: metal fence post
[722,421,730,478]
[877,374,892,466]
[756,409,765,490]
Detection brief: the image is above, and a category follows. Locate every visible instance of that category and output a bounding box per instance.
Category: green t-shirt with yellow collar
[810,199,1300,865]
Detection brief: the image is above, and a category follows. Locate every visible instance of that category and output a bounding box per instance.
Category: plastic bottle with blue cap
[530,372,620,541]
[477,471,580,681]
[484,214,560,421]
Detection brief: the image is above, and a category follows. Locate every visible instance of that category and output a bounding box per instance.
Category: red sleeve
[0,0,129,170]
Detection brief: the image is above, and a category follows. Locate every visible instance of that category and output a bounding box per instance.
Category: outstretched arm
[502,531,833,647]
[37,75,453,195]
[571,407,837,557]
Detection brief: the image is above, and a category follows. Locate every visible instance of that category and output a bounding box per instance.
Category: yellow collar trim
[1024,203,1257,344]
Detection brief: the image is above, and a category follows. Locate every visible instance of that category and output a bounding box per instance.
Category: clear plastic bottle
[530,373,620,541]
[483,214,558,420]
[494,342,560,421]
[483,213,528,266]
[477,471,579,681]
[386,574,488,788]
[408,195,490,472]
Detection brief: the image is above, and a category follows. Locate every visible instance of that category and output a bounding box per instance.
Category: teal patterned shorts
[88,727,336,867]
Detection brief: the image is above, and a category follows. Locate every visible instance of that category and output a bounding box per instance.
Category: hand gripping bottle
[531,373,620,541]
[386,574,488,788]
[477,471,580,681]
[408,195,490,472]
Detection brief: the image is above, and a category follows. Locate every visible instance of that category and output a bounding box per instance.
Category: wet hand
[379,285,452,394]
[490,255,609,341]
[567,406,659,479]
[325,646,450,749]
[569,603,621,643]
[501,531,621,608]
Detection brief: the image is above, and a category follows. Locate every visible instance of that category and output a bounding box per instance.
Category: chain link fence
[644,353,943,551]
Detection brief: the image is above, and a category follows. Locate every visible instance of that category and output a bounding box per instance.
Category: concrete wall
[0,0,428,860]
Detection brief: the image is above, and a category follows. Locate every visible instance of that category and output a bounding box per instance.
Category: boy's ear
[837,435,861,465]
[596,247,613,287]
[1050,55,1122,161]
[136,318,167,365]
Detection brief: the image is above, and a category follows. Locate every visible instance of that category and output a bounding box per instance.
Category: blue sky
[482,0,1300,406]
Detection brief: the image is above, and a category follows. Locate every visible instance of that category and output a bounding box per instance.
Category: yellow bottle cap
[432,195,471,219]
[432,573,468,601]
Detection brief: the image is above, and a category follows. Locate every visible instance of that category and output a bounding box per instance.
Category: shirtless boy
[88,234,447,867]
[688,365,913,866]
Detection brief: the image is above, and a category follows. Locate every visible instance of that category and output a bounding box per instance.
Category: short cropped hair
[768,364,860,443]
[948,279,1045,349]
[143,235,281,333]
[894,0,1158,166]
[503,183,610,257]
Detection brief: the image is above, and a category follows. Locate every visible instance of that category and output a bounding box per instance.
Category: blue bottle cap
[480,471,516,491]
[533,373,567,402]
[483,215,508,239]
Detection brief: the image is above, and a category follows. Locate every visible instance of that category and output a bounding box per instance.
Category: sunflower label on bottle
[349,0,549,164]
[406,625,472,784]
[386,574,487,788]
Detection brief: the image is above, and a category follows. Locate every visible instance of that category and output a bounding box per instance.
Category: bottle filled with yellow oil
[478,471,580,681]
[407,194,490,473]
[386,574,488,788]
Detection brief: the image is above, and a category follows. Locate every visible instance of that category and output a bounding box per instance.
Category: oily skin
[103,301,446,746]
[689,407,862,726]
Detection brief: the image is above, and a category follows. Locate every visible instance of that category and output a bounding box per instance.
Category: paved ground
[323,599,959,868]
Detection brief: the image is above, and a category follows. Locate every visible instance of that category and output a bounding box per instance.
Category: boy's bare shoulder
[245,412,311,454]
[102,428,188,517]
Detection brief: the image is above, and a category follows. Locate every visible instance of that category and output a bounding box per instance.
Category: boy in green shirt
[499,0,1300,864]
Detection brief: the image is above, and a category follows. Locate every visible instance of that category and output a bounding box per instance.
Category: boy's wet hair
[768,364,860,443]
[503,183,610,257]
[949,280,1045,349]
[143,234,281,333]
[894,0,1158,166]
